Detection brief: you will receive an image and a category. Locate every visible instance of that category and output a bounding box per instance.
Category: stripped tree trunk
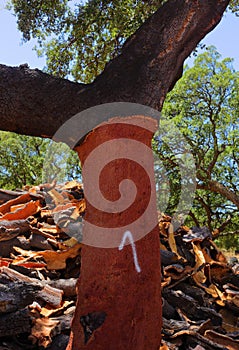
[67,116,161,350]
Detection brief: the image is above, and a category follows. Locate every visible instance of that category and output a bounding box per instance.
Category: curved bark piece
[0,0,229,138]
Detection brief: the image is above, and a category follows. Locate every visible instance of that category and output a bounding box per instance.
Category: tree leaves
[160,47,239,235]
[0,132,81,189]
[8,0,165,82]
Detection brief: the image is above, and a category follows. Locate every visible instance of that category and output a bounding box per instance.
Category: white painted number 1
[118,231,141,273]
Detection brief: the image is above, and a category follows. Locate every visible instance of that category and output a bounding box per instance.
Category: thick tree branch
[197,180,239,209]
[0,0,229,138]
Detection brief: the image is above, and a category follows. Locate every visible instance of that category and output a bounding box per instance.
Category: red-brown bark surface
[67,117,162,349]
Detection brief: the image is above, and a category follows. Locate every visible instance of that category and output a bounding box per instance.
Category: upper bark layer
[0,0,230,138]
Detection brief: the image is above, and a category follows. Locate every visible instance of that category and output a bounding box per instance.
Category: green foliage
[7,0,69,41]
[159,46,239,234]
[215,232,239,250]
[42,140,82,184]
[153,116,196,225]
[0,132,47,189]
[229,0,239,15]
[0,132,81,189]
[8,0,165,82]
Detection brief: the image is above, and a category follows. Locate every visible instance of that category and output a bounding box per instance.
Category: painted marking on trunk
[118,230,141,273]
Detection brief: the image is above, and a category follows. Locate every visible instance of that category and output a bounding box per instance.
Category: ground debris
[0,181,83,349]
[0,182,238,349]
[159,214,239,350]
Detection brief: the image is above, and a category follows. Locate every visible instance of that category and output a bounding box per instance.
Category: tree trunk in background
[66,116,161,350]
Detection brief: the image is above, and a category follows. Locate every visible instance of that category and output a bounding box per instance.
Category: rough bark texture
[0,266,63,308]
[0,0,229,138]
[66,116,162,350]
[0,308,32,337]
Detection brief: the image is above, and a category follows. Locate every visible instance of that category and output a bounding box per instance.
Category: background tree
[0,132,47,189]
[0,132,81,189]
[158,46,239,236]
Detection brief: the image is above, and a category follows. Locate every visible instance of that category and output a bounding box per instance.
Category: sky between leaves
[0,1,239,74]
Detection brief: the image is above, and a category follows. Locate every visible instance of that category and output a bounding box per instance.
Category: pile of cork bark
[160,216,239,350]
[0,182,238,350]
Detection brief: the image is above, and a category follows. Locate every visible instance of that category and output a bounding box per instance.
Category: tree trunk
[66,116,162,350]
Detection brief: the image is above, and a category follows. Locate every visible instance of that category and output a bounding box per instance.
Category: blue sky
[0,1,239,72]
